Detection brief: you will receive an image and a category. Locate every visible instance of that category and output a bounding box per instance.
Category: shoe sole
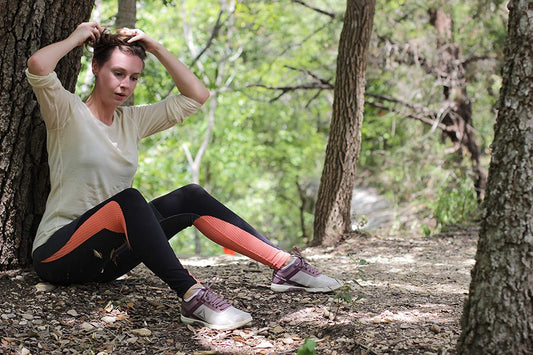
[180,315,252,331]
[270,283,343,293]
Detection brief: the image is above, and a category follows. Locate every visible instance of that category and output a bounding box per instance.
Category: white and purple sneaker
[181,284,252,330]
[271,249,344,293]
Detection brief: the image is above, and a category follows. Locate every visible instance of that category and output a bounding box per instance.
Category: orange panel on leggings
[193,215,290,269]
[41,201,128,263]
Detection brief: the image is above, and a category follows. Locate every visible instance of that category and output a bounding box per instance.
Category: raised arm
[124,29,210,105]
[27,22,103,76]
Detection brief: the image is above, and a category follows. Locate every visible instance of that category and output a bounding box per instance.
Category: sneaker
[181,282,252,330]
[271,248,344,293]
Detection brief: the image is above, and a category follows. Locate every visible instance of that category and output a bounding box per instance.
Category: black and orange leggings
[33,184,291,297]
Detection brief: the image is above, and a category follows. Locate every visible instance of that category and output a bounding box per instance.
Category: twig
[290,0,336,18]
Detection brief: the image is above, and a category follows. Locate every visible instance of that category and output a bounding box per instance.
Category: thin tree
[179,0,240,254]
[312,0,376,246]
[457,0,533,352]
[0,0,95,270]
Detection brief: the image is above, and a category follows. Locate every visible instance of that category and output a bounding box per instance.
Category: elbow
[27,55,48,76]
[191,88,211,105]
[196,89,210,105]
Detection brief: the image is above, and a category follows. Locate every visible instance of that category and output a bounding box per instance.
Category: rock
[430,324,441,334]
[270,324,285,334]
[101,316,116,324]
[67,309,79,317]
[81,322,95,332]
[282,337,294,344]
[126,336,139,343]
[131,328,152,337]
[35,282,56,292]
[21,314,34,320]
[255,340,274,349]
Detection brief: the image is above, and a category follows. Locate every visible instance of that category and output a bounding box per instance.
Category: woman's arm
[125,29,210,105]
[27,22,102,76]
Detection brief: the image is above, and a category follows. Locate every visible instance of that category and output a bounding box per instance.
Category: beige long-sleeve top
[26,70,201,252]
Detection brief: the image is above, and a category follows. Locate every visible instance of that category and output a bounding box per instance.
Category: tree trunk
[312,0,375,246]
[0,0,94,270]
[116,0,137,106]
[429,7,487,200]
[457,0,533,353]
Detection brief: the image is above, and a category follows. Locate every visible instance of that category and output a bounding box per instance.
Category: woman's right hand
[28,22,103,75]
[69,22,103,46]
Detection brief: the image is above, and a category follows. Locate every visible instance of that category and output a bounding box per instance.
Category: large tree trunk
[456,0,533,353]
[312,0,375,246]
[0,0,94,270]
[116,0,137,106]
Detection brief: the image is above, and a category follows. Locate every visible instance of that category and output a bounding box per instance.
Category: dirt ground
[0,227,478,354]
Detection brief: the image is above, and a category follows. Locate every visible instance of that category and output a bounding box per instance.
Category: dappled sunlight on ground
[0,227,477,354]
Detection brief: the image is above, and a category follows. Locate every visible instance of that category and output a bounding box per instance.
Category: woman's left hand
[119,28,210,104]
[119,28,162,53]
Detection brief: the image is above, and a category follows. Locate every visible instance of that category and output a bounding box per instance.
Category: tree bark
[457,0,533,353]
[116,0,137,106]
[0,0,94,270]
[312,0,375,246]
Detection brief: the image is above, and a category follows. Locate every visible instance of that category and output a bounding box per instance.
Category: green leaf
[297,338,317,355]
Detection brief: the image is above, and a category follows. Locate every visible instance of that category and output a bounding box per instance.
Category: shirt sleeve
[25,69,74,130]
[131,94,202,140]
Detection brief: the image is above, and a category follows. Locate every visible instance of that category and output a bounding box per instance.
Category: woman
[26,22,343,331]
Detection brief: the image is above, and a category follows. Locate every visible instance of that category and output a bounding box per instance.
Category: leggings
[33,184,291,297]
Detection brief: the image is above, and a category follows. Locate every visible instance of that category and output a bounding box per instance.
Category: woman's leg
[149,184,291,269]
[33,187,253,330]
[150,184,343,293]
[33,188,197,297]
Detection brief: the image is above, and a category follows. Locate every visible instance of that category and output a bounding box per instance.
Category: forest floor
[0,223,478,354]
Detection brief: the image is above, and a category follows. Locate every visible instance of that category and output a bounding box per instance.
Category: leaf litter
[0,227,477,354]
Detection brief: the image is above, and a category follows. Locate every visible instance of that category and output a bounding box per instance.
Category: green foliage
[297,338,317,355]
[431,170,480,232]
[335,256,367,312]
[74,0,506,253]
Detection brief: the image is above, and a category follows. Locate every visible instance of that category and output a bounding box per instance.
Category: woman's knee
[116,188,146,203]
[179,184,209,199]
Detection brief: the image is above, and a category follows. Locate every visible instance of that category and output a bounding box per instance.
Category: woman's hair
[87,28,146,67]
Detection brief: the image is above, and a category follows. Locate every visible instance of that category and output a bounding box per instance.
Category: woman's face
[92,47,144,107]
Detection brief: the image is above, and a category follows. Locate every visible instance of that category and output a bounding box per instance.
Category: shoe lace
[200,277,231,310]
[291,247,320,276]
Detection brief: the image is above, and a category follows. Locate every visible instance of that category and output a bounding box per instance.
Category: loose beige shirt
[26,70,201,252]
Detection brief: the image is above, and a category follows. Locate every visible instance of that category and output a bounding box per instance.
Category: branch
[366,100,448,131]
[164,7,224,98]
[248,77,455,134]
[460,54,493,68]
[284,65,333,87]
[290,0,336,18]
[365,93,459,133]
[376,35,435,76]
[246,65,333,101]
[246,82,332,102]
[189,10,224,68]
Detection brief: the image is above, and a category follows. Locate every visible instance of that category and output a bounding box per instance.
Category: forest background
[77,0,507,255]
